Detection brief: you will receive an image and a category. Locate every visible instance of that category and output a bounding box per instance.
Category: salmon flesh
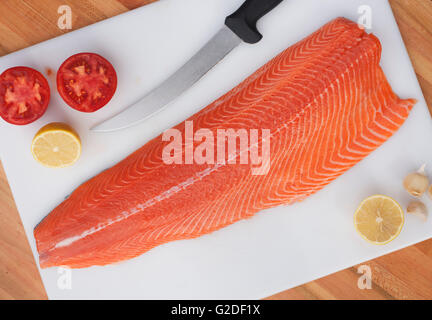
[34,18,416,268]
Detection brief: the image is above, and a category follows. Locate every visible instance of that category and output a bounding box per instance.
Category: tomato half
[57,53,117,113]
[0,67,50,125]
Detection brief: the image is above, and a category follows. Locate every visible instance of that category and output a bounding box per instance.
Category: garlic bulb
[407,201,428,222]
[403,164,429,197]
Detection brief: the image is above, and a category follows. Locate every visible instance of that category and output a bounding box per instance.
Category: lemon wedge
[31,122,81,168]
[354,195,404,245]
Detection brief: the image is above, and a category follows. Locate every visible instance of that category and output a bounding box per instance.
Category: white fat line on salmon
[53,165,223,250]
[52,56,365,251]
[162,121,271,175]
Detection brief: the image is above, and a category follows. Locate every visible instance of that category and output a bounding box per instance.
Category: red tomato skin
[56,52,117,113]
[0,66,50,125]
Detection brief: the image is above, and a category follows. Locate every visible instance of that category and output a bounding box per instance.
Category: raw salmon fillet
[34,18,416,268]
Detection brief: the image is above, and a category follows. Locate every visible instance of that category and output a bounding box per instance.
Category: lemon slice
[354,195,404,245]
[31,122,81,168]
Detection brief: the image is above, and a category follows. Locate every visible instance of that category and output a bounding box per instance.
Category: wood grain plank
[0,165,47,299]
[0,0,432,300]
[390,0,432,114]
[0,0,156,56]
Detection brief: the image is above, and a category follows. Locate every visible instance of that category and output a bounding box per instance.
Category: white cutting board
[0,0,431,299]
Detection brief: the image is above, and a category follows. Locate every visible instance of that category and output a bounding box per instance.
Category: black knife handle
[225,0,284,44]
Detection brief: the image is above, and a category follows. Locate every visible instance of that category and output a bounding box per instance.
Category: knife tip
[89,124,115,133]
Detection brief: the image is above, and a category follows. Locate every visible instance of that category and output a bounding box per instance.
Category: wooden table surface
[0,0,431,300]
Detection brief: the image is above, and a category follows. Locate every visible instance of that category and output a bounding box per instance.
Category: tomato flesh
[0,67,50,125]
[57,53,117,113]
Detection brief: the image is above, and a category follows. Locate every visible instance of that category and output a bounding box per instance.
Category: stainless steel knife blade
[91,26,241,132]
[91,0,284,132]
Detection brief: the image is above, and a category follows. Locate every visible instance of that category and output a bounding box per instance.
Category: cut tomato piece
[57,52,117,113]
[0,67,50,125]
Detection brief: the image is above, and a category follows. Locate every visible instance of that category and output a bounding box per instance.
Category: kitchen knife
[91,0,284,132]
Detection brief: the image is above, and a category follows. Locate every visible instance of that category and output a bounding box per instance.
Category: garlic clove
[428,184,432,200]
[407,201,428,222]
[403,164,429,197]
